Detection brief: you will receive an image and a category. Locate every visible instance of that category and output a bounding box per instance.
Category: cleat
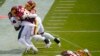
[25,46,31,53]
[25,49,30,53]
[54,38,61,47]
[57,38,61,47]
[45,41,52,48]
[84,49,89,53]
[33,51,38,54]
[58,43,61,47]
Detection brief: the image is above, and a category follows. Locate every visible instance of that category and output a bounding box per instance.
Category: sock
[54,38,60,44]
[44,39,49,44]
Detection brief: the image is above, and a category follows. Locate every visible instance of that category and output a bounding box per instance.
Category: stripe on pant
[18,26,24,39]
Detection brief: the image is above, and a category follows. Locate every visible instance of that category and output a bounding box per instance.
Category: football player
[60,49,91,56]
[17,5,52,48]
[8,6,21,31]
[25,0,61,47]
[8,6,51,53]
[75,49,92,56]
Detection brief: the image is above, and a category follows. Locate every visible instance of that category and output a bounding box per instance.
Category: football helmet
[25,1,36,11]
[11,6,18,16]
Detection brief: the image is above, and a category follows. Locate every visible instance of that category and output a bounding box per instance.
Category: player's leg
[43,32,61,47]
[31,17,51,48]
[18,26,31,49]
[32,35,51,48]
[37,18,61,47]
[37,20,52,48]
[24,25,38,53]
[18,25,38,53]
[38,22,61,47]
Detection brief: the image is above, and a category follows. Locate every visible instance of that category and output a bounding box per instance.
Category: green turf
[0,0,5,7]
[23,0,100,56]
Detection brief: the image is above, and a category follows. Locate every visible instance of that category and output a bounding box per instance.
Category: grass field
[22,0,100,56]
[0,0,99,56]
[0,0,5,7]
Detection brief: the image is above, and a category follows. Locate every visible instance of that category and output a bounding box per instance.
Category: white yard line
[54,13,100,14]
[54,10,72,12]
[52,13,100,15]
[59,1,76,2]
[58,4,75,6]
[45,27,62,29]
[67,13,100,14]
[48,20,66,22]
[47,23,65,25]
[55,7,74,9]
[52,13,69,15]
[52,34,83,48]
[47,30,100,33]
[51,16,68,18]
[60,37,83,48]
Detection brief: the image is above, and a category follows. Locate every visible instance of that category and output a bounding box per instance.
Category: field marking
[58,4,75,6]
[47,30,100,33]
[59,1,76,2]
[47,23,65,25]
[47,23,65,26]
[66,13,100,14]
[48,20,66,22]
[52,13,69,15]
[37,47,53,49]
[60,37,83,48]
[59,4,75,5]
[53,13,100,15]
[53,34,83,48]
[51,16,68,18]
[55,7,74,9]
[54,10,72,12]
[45,27,62,29]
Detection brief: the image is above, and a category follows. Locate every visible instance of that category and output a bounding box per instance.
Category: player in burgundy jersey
[25,0,61,47]
[8,6,51,53]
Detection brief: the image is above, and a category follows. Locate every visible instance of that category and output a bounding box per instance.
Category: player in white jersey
[8,6,51,53]
[25,0,61,47]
